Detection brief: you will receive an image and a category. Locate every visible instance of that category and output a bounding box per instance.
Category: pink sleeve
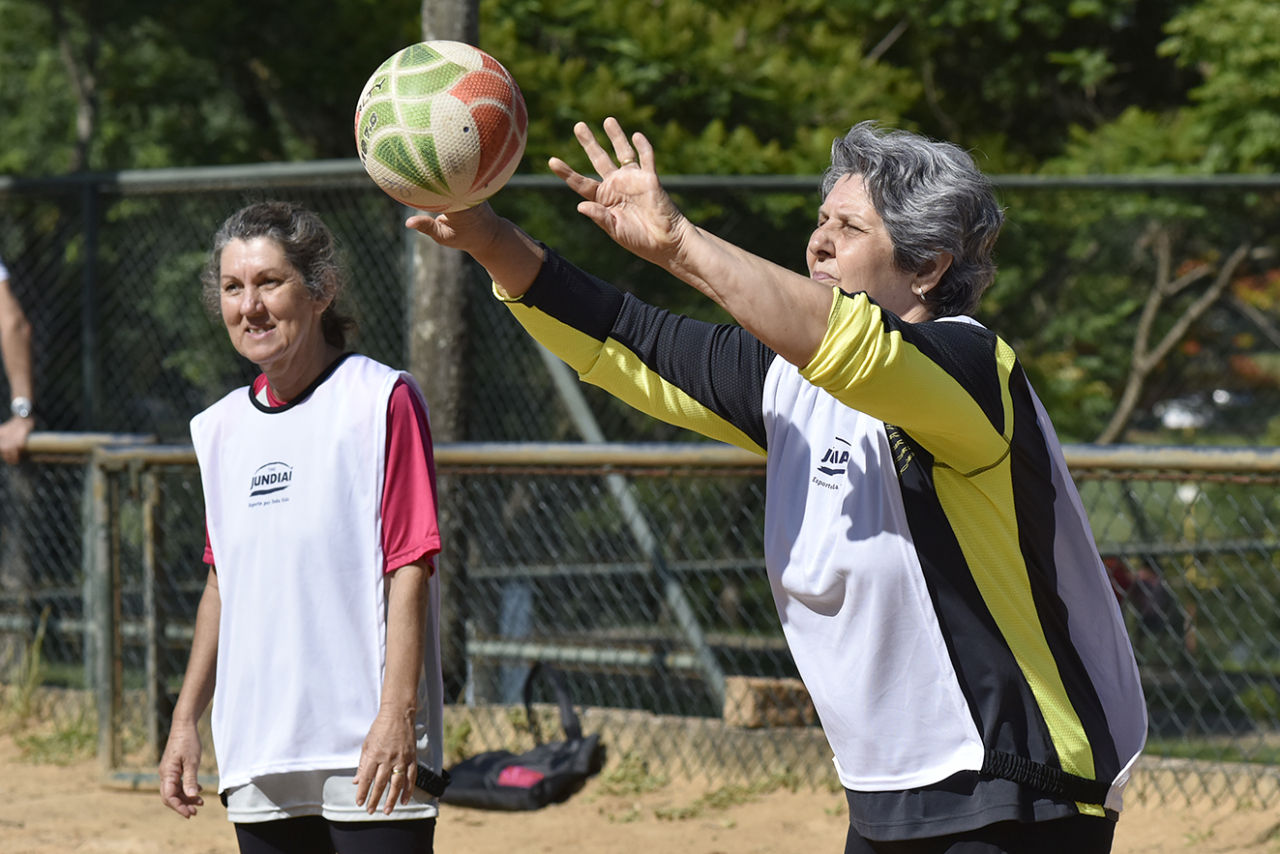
[381,379,443,574]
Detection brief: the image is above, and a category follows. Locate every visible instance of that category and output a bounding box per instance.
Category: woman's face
[805,174,934,322]
[219,237,331,377]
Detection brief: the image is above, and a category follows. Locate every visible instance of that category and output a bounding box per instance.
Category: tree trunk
[412,0,479,703]
[49,0,100,173]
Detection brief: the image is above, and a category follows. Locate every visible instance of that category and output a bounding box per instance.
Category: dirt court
[0,732,1276,854]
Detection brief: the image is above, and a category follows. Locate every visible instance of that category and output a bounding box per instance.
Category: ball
[354,41,528,213]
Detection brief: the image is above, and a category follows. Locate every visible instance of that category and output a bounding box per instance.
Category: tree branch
[865,18,910,65]
[49,0,98,172]
[1145,243,1250,372]
[1095,233,1249,444]
[1225,293,1280,349]
[919,56,962,142]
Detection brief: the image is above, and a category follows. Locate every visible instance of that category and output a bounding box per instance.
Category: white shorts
[224,768,440,824]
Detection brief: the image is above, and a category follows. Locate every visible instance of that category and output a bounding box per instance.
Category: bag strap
[521,661,583,744]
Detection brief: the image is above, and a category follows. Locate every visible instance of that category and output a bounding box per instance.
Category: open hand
[549,117,694,271]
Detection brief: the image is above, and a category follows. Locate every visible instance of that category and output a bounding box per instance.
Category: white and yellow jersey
[500,249,1146,841]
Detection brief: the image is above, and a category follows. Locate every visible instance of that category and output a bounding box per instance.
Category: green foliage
[826,0,1197,168]
[1235,683,1280,727]
[1144,736,1280,766]
[481,0,918,176]
[0,0,421,173]
[598,751,669,796]
[1049,107,1209,174]
[505,705,531,737]
[1160,0,1280,171]
[0,0,1248,180]
[13,710,97,765]
[443,718,473,766]
[652,772,800,820]
[0,2,75,173]
[0,607,51,725]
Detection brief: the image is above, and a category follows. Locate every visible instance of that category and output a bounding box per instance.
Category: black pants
[844,814,1114,854]
[234,816,435,854]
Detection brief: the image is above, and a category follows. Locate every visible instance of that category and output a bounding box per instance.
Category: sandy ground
[0,732,1277,853]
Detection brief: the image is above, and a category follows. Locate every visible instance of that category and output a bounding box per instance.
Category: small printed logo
[816,437,851,477]
[249,461,293,498]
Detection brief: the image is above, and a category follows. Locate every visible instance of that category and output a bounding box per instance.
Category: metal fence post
[142,467,166,760]
[86,451,122,775]
[80,181,101,428]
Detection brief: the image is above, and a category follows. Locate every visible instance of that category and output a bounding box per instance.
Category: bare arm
[354,559,431,814]
[158,567,220,818]
[404,118,833,367]
[0,277,34,464]
[548,118,834,367]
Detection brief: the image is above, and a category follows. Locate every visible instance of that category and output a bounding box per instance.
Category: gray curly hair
[821,122,1004,318]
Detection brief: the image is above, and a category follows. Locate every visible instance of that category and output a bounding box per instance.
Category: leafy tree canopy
[0,0,1214,176]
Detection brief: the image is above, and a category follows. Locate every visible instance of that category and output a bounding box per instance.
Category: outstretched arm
[408,182,774,454]
[548,118,833,367]
[405,118,831,366]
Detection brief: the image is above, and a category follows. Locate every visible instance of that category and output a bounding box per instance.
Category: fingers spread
[574,121,619,176]
[633,131,656,170]
[603,117,637,166]
[576,201,612,233]
[550,158,600,201]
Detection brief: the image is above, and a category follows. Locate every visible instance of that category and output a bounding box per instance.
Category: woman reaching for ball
[409,118,1145,854]
[159,201,447,854]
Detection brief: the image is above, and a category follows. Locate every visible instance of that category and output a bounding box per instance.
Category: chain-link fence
[0,433,160,763]
[0,163,1278,805]
[2,164,1279,445]
[4,438,1275,806]
[1071,446,1280,806]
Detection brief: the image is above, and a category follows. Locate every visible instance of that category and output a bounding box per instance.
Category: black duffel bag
[439,662,605,810]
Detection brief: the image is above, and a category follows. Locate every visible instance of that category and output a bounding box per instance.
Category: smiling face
[219,236,333,396]
[806,174,936,322]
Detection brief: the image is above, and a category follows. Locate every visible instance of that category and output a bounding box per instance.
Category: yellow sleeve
[497,284,766,456]
[800,289,1013,473]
